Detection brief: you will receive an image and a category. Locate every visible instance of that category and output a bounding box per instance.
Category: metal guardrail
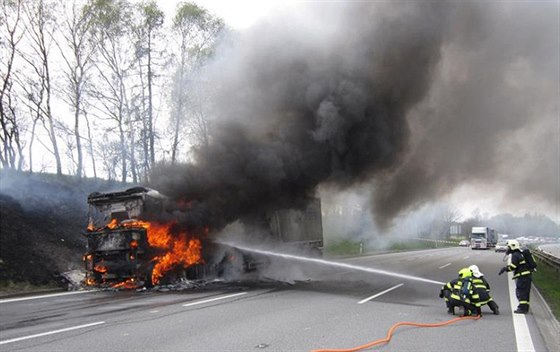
[532,248,560,272]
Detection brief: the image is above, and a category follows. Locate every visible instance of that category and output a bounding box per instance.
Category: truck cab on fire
[83,187,166,288]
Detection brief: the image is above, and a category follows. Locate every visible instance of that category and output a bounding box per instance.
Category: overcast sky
[160,0,288,29]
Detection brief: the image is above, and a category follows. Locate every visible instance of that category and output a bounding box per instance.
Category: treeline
[0,0,225,182]
[473,213,560,238]
[444,211,560,239]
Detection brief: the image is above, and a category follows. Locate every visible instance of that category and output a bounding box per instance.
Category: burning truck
[83,186,323,288]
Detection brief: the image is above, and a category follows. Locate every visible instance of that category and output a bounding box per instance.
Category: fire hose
[311,314,481,352]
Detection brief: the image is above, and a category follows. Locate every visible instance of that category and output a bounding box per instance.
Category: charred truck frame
[83,187,166,287]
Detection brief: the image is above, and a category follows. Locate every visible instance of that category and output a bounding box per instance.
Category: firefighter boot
[514,304,529,314]
[489,301,500,315]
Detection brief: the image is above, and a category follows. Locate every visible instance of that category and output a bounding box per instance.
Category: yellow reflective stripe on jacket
[473,283,486,288]
[513,270,532,278]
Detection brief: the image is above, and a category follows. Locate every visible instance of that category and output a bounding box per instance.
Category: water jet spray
[219,241,445,286]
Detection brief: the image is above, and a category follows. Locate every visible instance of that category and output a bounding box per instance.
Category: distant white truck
[470,227,497,250]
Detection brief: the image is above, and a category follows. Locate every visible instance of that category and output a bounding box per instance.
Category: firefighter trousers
[515,274,532,312]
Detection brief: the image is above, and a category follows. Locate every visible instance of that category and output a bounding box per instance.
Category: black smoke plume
[150,1,559,231]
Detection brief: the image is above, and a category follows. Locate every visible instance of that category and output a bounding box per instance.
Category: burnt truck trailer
[83,187,324,287]
[267,199,323,255]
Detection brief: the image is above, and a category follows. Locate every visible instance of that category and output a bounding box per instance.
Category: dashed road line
[358,284,404,304]
[182,292,247,307]
[0,321,105,345]
[439,263,452,269]
[0,290,97,304]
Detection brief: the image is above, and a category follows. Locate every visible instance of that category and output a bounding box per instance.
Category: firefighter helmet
[507,239,520,251]
[468,265,483,278]
[458,268,472,278]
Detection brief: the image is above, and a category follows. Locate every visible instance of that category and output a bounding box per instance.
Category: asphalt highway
[0,247,550,351]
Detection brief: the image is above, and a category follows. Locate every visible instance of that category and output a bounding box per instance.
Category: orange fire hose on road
[311,315,481,352]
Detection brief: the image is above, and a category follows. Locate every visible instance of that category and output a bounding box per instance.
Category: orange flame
[112,278,139,289]
[107,218,118,229]
[90,218,204,285]
[94,263,108,273]
[151,237,203,284]
[143,222,203,284]
[121,220,204,284]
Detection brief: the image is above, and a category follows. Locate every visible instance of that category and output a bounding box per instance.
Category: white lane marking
[0,321,105,345]
[358,284,404,304]
[0,290,97,304]
[462,256,470,259]
[439,263,452,269]
[507,272,535,352]
[182,292,247,307]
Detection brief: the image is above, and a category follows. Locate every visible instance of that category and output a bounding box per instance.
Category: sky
[160,0,288,29]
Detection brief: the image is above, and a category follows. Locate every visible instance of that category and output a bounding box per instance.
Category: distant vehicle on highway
[459,240,470,247]
[470,226,497,249]
[495,241,508,252]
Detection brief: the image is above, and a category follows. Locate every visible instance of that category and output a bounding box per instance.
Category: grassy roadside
[325,238,457,256]
[0,280,62,297]
[531,260,560,320]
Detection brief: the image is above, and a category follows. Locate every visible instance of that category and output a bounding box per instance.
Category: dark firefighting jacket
[440,278,459,302]
[472,276,492,307]
[507,250,532,279]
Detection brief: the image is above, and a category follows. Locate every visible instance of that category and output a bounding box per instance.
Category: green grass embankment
[532,260,560,320]
[325,238,457,256]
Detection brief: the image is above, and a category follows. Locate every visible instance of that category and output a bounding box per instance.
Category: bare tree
[56,0,96,178]
[20,0,62,175]
[441,204,461,239]
[17,74,45,174]
[86,0,134,183]
[83,109,97,178]
[169,2,224,164]
[131,1,164,178]
[0,0,26,170]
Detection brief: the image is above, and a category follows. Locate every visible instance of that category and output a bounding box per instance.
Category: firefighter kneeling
[469,265,499,315]
[439,268,480,316]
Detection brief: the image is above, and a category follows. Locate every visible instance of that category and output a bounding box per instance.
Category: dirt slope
[0,170,127,286]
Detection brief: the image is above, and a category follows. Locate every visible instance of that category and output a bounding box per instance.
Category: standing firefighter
[439,268,480,316]
[498,240,534,314]
[469,265,499,315]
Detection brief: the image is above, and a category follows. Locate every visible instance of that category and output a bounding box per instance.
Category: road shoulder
[531,286,560,352]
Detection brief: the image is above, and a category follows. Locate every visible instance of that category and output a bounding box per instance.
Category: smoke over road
[150,1,559,231]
